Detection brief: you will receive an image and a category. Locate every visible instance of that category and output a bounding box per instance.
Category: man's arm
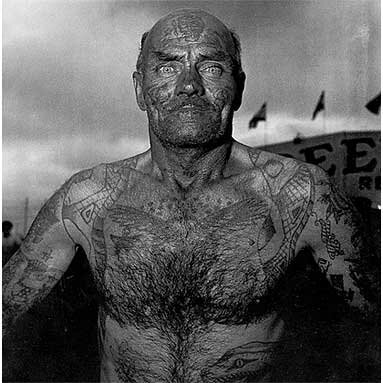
[299,165,378,313]
[3,180,76,336]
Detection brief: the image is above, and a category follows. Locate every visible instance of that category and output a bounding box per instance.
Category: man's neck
[149,133,233,192]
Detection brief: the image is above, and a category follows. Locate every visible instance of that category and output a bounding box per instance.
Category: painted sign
[259,131,381,206]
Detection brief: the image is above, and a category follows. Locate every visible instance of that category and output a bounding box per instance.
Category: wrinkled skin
[3,9,378,383]
[133,9,244,148]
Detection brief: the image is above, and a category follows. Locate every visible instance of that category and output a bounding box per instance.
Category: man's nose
[175,66,204,97]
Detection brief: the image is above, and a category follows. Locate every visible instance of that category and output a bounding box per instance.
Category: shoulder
[62,151,150,205]
[54,152,151,244]
[242,143,324,196]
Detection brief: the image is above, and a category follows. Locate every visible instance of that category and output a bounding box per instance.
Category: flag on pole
[365,93,381,115]
[312,91,325,120]
[249,103,266,129]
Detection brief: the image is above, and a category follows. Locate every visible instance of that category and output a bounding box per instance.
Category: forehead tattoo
[164,14,205,42]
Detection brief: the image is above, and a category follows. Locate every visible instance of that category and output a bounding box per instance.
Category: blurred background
[2,0,380,381]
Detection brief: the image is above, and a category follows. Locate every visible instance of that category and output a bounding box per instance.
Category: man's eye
[200,65,223,77]
[158,66,175,75]
[234,358,245,368]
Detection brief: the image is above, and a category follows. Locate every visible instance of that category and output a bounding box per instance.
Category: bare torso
[61,143,314,382]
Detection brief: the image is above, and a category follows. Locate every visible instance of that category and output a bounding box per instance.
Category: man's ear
[133,71,147,111]
[233,71,246,111]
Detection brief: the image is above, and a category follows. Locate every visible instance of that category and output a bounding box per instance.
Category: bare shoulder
[232,141,322,196]
[59,151,151,247]
[63,150,150,207]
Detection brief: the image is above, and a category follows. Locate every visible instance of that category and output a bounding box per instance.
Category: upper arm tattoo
[308,167,377,309]
[315,178,362,250]
[21,180,71,253]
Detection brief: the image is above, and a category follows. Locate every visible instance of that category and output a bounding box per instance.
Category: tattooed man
[3,9,378,383]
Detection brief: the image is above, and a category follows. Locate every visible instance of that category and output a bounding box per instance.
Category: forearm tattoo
[3,249,64,333]
[3,179,71,334]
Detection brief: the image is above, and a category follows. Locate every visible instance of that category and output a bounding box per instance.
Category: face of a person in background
[133,9,245,148]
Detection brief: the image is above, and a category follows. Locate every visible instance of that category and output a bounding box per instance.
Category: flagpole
[323,91,326,134]
[265,102,268,145]
[323,106,326,134]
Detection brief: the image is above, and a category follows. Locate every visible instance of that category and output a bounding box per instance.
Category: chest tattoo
[84,166,313,333]
[65,161,315,383]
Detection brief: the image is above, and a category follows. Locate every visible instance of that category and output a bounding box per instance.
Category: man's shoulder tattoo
[247,148,309,196]
[59,160,135,258]
[62,159,136,220]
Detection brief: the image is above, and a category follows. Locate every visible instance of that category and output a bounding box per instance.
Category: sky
[2,0,381,229]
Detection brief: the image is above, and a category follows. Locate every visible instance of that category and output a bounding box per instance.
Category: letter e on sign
[342,138,377,175]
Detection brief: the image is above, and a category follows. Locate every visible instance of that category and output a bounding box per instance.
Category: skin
[3,9,377,383]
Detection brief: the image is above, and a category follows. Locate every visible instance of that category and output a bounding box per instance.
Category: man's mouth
[177,108,205,120]
[164,98,213,114]
[181,104,198,109]
[179,104,206,111]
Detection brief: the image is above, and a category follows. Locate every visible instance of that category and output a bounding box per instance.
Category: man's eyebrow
[198,50,231,62]
[151,49,232,63]
[152,51,184,61]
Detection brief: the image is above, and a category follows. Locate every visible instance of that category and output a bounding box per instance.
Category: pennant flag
[249,103,266,129]
[365,93,381,115]
[312,91,325,120]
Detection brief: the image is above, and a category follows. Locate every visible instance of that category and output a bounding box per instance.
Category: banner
[259,131,381,207]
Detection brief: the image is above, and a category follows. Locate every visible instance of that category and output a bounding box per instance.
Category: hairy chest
[90,190,303,329]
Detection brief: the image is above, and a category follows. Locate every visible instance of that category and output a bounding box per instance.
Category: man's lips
[177,109,205,120]
[163,98,213,113]
[178,104,207,111]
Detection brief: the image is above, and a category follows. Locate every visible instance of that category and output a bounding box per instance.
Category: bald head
[136,9,243,79]
[132,8,246,147]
